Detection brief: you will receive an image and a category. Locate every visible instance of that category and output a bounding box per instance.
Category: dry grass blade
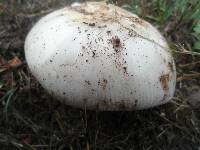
[179,61,200,68]
[54,110,65,134]
[173,44,200,56]
[177,73,200,81]
[13,110,43,134]
[0,133,36,150]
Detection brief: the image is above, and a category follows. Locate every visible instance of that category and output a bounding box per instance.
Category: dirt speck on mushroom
[160,74,170,100]
[98,79,108,90]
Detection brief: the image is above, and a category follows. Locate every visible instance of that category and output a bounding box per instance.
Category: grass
[122,0,200,52]
[0,0,200,150]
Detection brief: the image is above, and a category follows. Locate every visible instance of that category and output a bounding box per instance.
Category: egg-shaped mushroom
[24,2,176,110]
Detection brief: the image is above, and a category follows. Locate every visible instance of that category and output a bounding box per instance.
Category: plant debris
[0,56,23,74]
[0,0,200,149]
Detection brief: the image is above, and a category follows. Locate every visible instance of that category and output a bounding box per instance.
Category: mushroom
[24,2,176,110]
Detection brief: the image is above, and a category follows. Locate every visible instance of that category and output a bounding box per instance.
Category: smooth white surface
[25,2,176,110]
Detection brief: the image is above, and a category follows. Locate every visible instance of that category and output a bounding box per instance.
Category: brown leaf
[7,57,23,68]
[0,57,23,73]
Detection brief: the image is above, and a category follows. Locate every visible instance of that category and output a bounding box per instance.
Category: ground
[0,0,200,150]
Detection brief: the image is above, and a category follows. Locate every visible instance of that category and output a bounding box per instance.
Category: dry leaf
[0,56,23,74]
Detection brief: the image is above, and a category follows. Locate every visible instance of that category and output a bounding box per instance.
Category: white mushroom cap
[25,2,176,110]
